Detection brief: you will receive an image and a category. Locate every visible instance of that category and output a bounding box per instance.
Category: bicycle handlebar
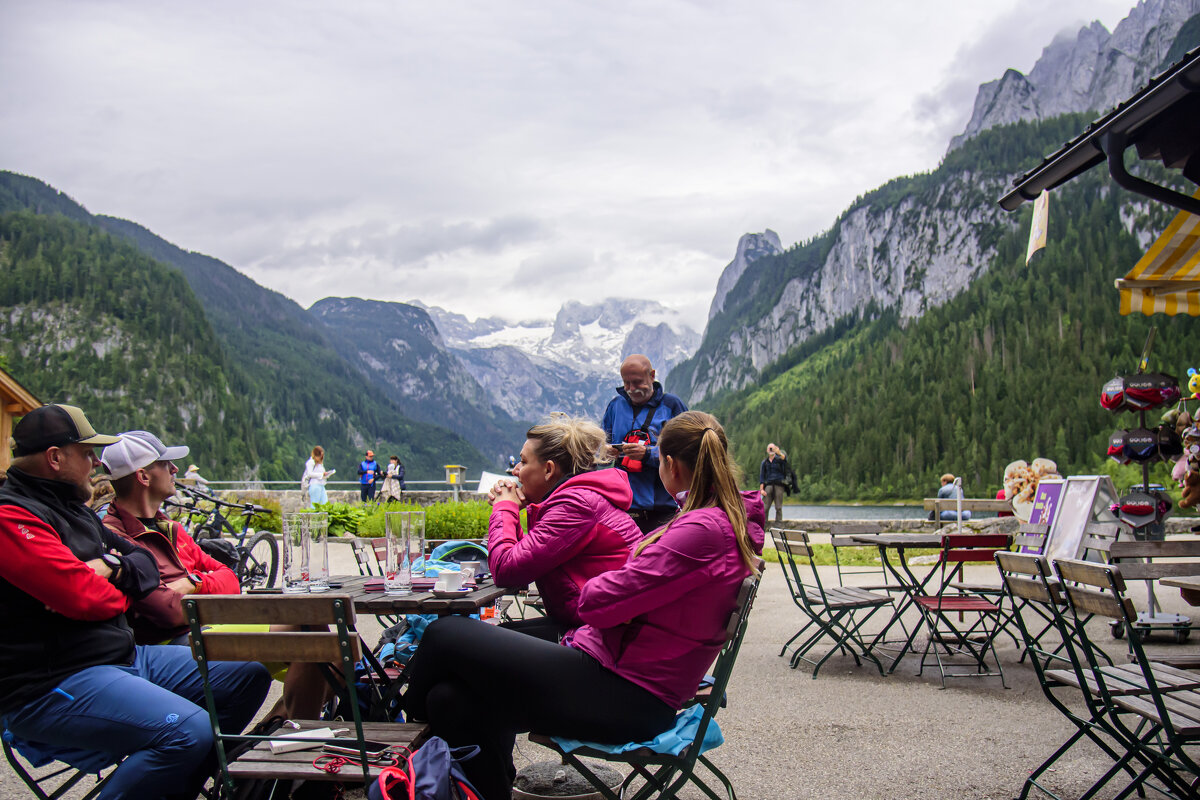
[174,484,270,517]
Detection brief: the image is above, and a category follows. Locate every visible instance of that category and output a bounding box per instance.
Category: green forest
[711,126,1199,501]
[0,180,486,481]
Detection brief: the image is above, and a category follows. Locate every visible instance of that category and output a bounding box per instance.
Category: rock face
[950,0,1200,150]
[707,230,784,321]
[677,171,1010,402]
[309,297,525,463]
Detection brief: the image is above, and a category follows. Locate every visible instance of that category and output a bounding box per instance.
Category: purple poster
[1030,479,1065,526]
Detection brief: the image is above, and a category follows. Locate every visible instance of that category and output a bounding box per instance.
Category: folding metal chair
[827,523,902,591]
[185,594,428,796]
[996,552,1149,800]
[2,743,115,800]
[530,568,762,800]
[770,528,893,678]
[1054,558,1200,799]
[912,533,1011,688]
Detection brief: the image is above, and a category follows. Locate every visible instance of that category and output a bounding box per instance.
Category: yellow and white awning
[1117,189,1200,316]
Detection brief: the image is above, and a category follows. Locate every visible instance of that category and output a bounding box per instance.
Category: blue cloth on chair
[550,704,723,756]
[4,727,114,773]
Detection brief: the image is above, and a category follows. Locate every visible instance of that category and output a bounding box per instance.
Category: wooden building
[0,367,41,473]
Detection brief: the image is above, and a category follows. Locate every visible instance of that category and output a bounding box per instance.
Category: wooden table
[334,574,509,618]
[851,533,946,673]
[1161,575,1200,607]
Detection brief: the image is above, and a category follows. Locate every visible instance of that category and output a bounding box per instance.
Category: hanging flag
[1025,190,1049,264]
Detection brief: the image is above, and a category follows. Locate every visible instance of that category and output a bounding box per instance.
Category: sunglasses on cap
[1101,373,1181,413]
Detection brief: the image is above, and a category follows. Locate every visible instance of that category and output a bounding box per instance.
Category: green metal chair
[770,528,894,677]
[1053,558,1200,799]
[1,743,114,800]
[529,565,762,800]
[185,593,427,798]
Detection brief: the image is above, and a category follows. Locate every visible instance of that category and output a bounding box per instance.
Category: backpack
[428,541,488,566]
[368,737,482,800]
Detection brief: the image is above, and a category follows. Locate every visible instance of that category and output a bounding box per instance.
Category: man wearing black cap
[0,405,270,799]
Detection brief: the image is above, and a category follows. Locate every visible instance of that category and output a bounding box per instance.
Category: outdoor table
[334,574,508,618]
[850,533,945,673]
[1161,575,1200,607]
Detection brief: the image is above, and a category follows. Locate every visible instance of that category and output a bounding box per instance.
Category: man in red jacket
[101,429,330,719]
[100,430,240,645]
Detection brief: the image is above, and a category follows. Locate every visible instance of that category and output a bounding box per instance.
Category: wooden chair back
[186,594,362,664]
[1109,538,1200,581]
[1053,559,1136,622]
[995,551,1056,605]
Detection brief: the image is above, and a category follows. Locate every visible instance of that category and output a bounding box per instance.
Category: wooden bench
[923,497,1013,526]
[184,594,428,791]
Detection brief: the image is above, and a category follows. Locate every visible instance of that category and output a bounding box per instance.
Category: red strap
[375,754,416,800]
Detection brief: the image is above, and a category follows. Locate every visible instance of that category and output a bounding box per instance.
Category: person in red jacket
[101,429,328,719]
[488,415,643,642]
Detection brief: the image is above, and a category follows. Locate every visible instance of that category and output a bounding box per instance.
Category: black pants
[499,615,566,643]
[403,616,675,800]
[360,482,376,502]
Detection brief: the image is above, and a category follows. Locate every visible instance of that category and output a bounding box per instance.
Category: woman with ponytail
[403,411,765,800]
[487,416,642,640]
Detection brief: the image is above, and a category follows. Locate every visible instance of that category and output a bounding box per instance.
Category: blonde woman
[488,416,642,641]
[403,411,764,799]
[301,446,331,506]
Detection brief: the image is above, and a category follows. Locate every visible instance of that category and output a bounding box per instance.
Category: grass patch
[763,545,939,567]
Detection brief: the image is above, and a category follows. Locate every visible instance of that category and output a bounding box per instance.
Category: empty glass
[306,513,330,592]
[410,511,426,577]
[282,512,312,593]
[384,512,415,595]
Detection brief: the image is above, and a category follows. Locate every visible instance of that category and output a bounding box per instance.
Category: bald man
[602,354,688,533]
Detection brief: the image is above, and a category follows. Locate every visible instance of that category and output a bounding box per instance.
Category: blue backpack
[368,737,482,800]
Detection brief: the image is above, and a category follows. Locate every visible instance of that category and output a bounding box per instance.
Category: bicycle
[167,484,279,590]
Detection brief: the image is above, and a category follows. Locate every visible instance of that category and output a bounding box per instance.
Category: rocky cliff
[707,231,783,321]
[950,0,1200,150]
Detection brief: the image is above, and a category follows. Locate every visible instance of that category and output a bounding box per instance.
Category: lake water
[780,504,928,520]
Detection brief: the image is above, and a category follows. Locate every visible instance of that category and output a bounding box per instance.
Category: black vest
[0,468,136,714]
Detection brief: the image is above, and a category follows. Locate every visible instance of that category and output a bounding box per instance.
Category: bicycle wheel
[239,532,279,590]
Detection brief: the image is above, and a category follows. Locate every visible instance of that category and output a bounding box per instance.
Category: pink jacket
[488,470,643,628]
[565,491,765,709]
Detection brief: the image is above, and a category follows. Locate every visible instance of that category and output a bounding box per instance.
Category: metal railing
[199,480,481,490]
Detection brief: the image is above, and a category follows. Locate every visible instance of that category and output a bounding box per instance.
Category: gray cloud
[1,0,1140,330]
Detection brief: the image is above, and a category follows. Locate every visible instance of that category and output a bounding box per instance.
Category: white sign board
[1044,475,1118,563]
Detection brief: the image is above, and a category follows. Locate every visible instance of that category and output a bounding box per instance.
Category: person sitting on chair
[101,429,332,720]
[0,405,270,800]
[487,416,643,642]
[934,473,972,521]
[403,411,765,800]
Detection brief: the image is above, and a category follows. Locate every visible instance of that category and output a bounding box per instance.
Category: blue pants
[2,645,270,800]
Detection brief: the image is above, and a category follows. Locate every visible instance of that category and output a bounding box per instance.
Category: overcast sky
[1,0,1136,330]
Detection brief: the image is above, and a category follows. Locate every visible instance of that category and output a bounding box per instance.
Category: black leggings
[403,615,675,800]
[499,615,566,643]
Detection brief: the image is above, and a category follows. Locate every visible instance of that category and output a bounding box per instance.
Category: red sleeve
[175,527,240,595]
[0,506,130,619]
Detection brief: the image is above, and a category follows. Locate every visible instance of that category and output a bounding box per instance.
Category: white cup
[460,561,481,580]
[438,570,463,591]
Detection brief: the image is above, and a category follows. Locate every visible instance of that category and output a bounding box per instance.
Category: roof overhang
[999,47,1200,216]
[0,367,40,414]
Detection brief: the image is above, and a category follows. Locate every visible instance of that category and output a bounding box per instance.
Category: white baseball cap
[101,430,190,480]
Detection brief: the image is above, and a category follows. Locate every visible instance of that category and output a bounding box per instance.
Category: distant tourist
[487,416,642,642]
[758,442,796,524]
[301,445,331,506]
[358,449,380,503]
[380,455,405,503]
[602,354,688,533]
[182,463,209,490]
[934,473,971,521]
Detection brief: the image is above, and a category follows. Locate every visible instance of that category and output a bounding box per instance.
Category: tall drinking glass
[384,511,413,595]
[282,513,312,593]
[410,510,426,578]
[306,513,330,592]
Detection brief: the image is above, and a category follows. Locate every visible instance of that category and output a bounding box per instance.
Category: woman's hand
[490,479,526,508]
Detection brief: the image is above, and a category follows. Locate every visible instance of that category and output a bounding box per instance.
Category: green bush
[356,500,496,541]
[239,494,282,534]
[312,501,368,536]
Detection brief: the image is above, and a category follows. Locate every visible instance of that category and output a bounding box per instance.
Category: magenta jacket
[488,469,644,627]
[565,491,765,709]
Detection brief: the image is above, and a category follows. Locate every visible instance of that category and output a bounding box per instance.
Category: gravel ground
[5,541,1198,799]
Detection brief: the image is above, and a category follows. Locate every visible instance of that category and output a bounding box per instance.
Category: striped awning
[1117,189,1200,316]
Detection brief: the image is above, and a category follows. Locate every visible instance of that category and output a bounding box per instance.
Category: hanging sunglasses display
[1099,373,1180,413]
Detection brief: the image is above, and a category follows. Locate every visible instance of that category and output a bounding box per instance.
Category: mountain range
[2,0,1196,496]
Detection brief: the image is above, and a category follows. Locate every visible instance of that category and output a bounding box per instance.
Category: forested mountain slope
[0,172,485,479]
[712,140,1195,500]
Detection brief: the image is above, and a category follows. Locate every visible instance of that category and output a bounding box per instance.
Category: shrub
[312,501,368,537]
[356,500,497,541]
[239,494,282,534]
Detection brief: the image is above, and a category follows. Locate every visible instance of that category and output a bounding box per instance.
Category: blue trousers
[2,645,270,800]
